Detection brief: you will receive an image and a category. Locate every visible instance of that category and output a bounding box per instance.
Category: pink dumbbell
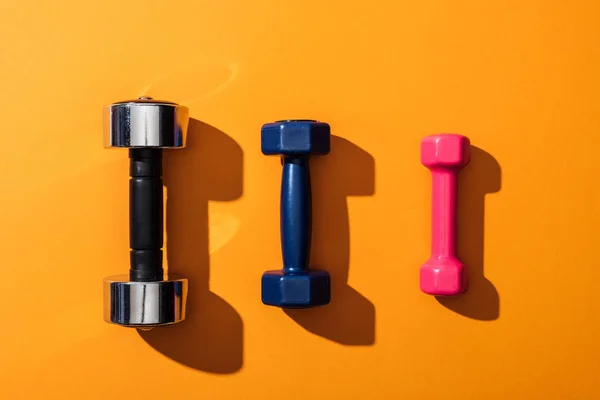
[420,134,470,296]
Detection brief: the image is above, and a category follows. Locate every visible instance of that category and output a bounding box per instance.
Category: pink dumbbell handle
[430,169,457,258]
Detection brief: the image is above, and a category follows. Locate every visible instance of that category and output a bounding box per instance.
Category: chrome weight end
[103,274,188,328]
[103,97,189,149]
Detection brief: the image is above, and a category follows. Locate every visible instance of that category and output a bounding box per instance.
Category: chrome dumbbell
[102,97,189,328]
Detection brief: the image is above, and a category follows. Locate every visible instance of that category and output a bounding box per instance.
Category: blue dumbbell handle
[280,156,311,274]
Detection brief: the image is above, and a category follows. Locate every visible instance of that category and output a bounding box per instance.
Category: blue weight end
[261,120,330,156]
[261,270,331,308]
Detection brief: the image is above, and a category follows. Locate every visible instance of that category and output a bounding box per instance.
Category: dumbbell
[102,97,190,327]
[420,134,470,296]
[261,120,331,308]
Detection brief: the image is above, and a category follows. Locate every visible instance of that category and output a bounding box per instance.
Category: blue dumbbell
[261,120,331,308]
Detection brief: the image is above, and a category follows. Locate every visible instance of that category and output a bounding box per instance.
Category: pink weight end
[420,259,468,296]
[421,134,470,168]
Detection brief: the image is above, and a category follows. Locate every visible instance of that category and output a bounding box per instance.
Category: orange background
[1,0,600,399]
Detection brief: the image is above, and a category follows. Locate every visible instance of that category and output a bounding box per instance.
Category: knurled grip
[129,148,163,282]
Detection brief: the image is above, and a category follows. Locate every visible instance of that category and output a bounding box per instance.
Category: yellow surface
[1,0,599,399]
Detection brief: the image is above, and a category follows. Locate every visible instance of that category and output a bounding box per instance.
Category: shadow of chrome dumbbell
[261,120,331,308]
[420,134,470,296]
[103,97,189,327]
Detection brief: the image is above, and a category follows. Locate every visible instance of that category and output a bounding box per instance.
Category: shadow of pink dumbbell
[421,134,470,296]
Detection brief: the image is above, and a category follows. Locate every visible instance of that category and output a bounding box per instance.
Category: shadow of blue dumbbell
[261,120,331,308]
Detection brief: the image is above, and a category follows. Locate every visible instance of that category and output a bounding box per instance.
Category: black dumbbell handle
[129,148,163,282]
[281,156,311,274]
